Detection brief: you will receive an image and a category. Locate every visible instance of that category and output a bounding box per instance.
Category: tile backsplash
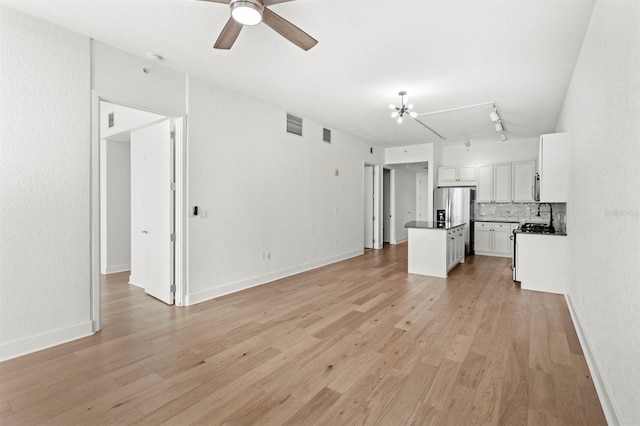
[475,202,567,233]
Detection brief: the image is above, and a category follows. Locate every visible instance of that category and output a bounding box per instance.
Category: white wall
[100,102,165,139]
[393,168,417,243]
[186,76,370,304]
[385,143,434,164]
[0,6,92,359]
[555,1,640,424]
[100,139,131,274]
[438,138,539,165]
[386,143,436,221]
[92,42,186,117]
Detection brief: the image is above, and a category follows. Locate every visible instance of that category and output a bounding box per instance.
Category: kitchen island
[406,221,465,278]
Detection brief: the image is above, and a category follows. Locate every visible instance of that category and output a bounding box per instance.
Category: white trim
[91,90,188,328]
[102,264,131,274]
[393,237,408,244]
[0,322,94,362]
[186,249,363,306]
[174,115,187,306]
[565,295,621,426]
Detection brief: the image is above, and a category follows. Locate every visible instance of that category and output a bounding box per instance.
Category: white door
[476,165,493,202]
[492,227,511,256]
[364,166,374,248]
[493,163,512,202]
[383,169,391,243]
[131,119,174,305]
[417,173,429,220]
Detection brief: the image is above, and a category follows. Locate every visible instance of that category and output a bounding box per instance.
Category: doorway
[364,165,375,249]
[417,172,429,220]
[383,168,392,244]
[93,99,185,331]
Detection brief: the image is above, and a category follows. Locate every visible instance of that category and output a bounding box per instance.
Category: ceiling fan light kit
[203,0,318,51]
[231,0,263,25]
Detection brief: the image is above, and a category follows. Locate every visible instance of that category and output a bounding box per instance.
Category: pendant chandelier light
[389,91,418,123]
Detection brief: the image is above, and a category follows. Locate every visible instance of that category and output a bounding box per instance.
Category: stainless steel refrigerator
[433,187,475,255]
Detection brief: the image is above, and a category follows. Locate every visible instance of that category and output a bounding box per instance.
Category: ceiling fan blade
[262,7,318,51]
[214,18,243,49]
[263,0,295,5]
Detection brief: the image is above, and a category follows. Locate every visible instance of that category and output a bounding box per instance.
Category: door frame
[363,163,383,250]
[90,91,187,332]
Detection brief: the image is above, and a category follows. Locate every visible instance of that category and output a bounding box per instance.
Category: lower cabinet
[474,222,515,257]
[446,226,465,270]
[515,234,567,294]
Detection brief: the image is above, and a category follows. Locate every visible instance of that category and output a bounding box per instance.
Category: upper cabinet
[437,165,477,187]
[440,160,538,203]
[512,161,536,202]
[539,133,570,202]
[476,163,511,203]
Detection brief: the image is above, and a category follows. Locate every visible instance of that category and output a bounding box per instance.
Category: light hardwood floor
[0,244,606,425]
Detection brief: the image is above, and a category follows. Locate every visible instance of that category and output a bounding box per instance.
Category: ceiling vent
[323,128,331,143]
[286,113,303,136]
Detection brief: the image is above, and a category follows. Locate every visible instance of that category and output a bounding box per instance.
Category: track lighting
[490,106,507,137]
[389,91,417,124]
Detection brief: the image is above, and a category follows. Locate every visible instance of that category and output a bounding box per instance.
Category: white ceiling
[1,0,595,147]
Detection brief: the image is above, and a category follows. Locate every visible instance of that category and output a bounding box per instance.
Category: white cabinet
[474,222,514,257]
[409,225,464,278]
[494,163,512,202]
[539,133,570,202]
[512,161,536,202]
[446,225,465,271]
[476,163,511,203]
[476,165,493,202]
[515,234,568,294]
[438,165,477,187]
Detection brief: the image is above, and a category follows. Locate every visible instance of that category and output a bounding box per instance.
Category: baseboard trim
[393,237,408,244]
[186,249,363,306]
[565,294,620,426]
[102,263,130,274]
[0,321,94,362]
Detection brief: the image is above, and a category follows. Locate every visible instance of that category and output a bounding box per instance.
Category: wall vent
[323,128,331,143]
[108,112,115,128]
[286,113,303,136]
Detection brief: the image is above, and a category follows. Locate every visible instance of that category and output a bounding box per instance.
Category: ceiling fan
[200,0,318,51]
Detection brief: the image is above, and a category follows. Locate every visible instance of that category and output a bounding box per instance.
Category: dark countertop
[472,219,521,224]
[405,221,466,230]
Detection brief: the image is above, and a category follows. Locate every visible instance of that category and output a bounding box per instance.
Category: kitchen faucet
[536,203,553,228]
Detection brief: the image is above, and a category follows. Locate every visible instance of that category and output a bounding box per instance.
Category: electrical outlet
[267,252,271,260]
[260,252,265,261]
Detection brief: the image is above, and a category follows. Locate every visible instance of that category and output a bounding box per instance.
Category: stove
[518,222,556,234]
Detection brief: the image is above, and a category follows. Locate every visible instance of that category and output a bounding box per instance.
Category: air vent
[323,128,331,143]
[286,113,303,136]
[108,112,115,128]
